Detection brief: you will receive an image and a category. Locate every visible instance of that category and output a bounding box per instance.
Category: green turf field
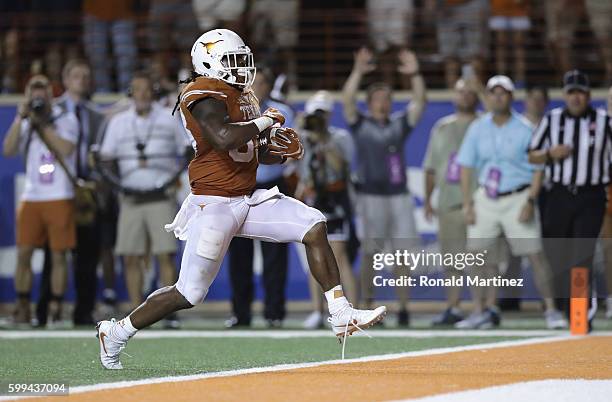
[0,335,527,386]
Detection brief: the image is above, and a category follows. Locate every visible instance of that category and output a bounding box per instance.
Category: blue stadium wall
[0,98,605,303]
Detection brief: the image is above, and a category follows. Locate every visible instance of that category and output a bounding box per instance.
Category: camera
[29,97,47,114]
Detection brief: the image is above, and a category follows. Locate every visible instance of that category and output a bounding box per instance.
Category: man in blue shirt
[456,75,566,330]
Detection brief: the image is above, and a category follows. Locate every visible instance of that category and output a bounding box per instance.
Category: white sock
[325,285,349,314]
[114,316,138,341]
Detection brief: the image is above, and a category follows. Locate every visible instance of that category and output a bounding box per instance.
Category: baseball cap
[305,91,334,114]
[486,75,515,93]
[563,70,590,93]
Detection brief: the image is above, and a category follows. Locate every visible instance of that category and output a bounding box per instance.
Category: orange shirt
[179,77,261,197]
[491,0,529,17]
[83,0,136,21]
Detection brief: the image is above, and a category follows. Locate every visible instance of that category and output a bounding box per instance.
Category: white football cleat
[328,305,387,341]
[96,319,127,370]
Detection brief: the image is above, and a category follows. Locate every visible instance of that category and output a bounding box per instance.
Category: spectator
[544,0,584,81]
[249,0,299,89]
[489,0,530,87]
[342,47,427,326]
[529,71,612,323]
[297,91,358,329]
[495,85,550,312]
[0,2,27,93]
[523,86,550,126]
[192,0,246,35]
[148,0,200,89]
[457,75,566,329]
[585,0,612,85]
[37,59,110,326]
[83,0,137,92]
[423,79,479,326]
[99,72,189,328]
[58,59,108,324]
[225,67,295,329]
[425,0,490,89]
[2,75,79,326]
[366,0,414,89]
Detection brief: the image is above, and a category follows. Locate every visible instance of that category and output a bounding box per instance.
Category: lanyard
[132,112,158,161]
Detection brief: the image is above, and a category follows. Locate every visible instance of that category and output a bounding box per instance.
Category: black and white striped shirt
[530,107,612,186]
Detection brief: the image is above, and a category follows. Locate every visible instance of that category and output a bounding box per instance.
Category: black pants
[72,220,102,323]
[227,177,289,323]
[228,237,288,323]
[541,185,605,313]
[36,219,101,325]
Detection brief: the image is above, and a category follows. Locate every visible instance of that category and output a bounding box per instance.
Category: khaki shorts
[545,0,584,43]
[355,192,418,254]
[16,199,76,251]
[115,196,178,256]
[467,187,542,256]
[585,0,612,39]
[437,0,489,60]
[438,208,467,255]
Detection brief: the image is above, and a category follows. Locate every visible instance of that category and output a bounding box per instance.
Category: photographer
[2,75,79,326]
[297,91,358,329]
[99,71,190,327]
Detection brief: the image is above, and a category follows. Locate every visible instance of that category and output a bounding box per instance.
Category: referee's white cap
[486,75,515,93]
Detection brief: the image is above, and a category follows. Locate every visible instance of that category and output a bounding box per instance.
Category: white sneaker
[96,319,128,370]
[606,298,612,319]
[303,311,324,329]
[545,309,568,329]
[454,312,486,329]
[328,305,387,340]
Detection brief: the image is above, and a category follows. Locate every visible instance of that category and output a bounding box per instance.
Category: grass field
[1,315,611,401]
[0,333,525,386]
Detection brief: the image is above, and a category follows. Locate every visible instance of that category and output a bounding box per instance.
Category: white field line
[0,332,595,401]
[390,379,612,402]
[3,329,611,339]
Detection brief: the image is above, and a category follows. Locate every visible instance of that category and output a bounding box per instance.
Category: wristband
[252,116,274,132]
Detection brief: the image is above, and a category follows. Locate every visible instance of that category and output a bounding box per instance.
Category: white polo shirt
[19,106,79,201]
[100,105,190,190]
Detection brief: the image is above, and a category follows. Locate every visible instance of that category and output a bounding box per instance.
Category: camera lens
[29,97,46,113]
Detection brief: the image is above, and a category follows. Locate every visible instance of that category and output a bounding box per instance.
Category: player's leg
[97,199,244,369]
[130,201,240,328]
[238,194,386,339]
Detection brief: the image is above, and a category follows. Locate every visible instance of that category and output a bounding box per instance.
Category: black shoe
[397,309,410,327]
[163,313,181,330]
[224,316,251,328]
[431,308,464,326]
[485,307,501,328]
[266,319,283,329]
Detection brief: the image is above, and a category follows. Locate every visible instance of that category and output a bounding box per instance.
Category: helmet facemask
[220,50,256,88]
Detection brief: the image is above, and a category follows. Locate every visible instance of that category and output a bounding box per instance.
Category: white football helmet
[190,29,256,88]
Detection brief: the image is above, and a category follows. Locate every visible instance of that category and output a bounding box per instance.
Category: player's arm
[191,98,283,151]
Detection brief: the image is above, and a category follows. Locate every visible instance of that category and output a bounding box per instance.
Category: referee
[528,70,612,317]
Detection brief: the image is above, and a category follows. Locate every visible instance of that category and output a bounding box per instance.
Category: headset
[125,71,163,99]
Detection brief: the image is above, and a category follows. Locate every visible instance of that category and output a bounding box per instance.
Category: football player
[97,29,386,369]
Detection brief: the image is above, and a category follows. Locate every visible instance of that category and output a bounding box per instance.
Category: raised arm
[190,97,283,151]
[397,50,427,127]
[342,47,375,125]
